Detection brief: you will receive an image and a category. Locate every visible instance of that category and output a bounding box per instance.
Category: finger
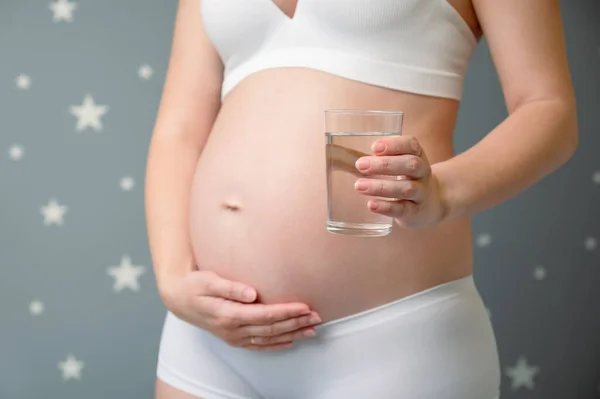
[354,178,424,202]
[328,143,369,178]
[207,300,313,326]
[193,270,257,303]
[371,135,422,156]
[367,198,417,222]
[355,154,429,178]
[241,312,321,337]
[244,327,317,348]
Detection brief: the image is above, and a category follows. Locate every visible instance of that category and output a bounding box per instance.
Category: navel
[221,199,242,212]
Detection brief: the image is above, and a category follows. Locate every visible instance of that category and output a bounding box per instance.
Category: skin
[147,0,577,397]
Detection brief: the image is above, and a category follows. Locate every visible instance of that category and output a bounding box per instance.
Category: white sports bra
[201,0,478,100]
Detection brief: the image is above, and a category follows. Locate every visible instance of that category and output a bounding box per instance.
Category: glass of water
[325,109,404,237]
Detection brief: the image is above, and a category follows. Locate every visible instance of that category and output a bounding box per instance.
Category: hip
[157,274,501,399]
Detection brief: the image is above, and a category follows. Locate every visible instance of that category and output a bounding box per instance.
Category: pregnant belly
[188,70,473,321]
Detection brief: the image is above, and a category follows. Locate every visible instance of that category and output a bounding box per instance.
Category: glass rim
[324,109,404,116]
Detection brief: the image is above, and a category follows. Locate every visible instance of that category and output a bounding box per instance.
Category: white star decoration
[107,256,145,292]
[40,198,68,226]
[58,354,84,380]
[15,74,31,90]
[49,0,77,23]
[138,64,153,80]
[592,170,600,185]
[533,266,547,280]
[476,233,492,248]
[120,176,135,191]
[585,237,597,251]
[69,94,108,132]
[8,145,24,161]
[29,300,44,315]
[506,356,540,390]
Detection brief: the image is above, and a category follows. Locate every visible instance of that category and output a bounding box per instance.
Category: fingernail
[242,288,255,301]
[372,142,386,153]
[300,309,312,315]
[355,158,370,170]
[303,329,316,337]
[368,200,379,210]
[354,179,369,191]
[309,314,322,324]
[411,138,421,154]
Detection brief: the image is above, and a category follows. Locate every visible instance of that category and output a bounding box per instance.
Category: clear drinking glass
[325,109,404,237]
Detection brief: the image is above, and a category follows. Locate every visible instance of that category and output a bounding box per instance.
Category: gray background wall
[0,0,598,398]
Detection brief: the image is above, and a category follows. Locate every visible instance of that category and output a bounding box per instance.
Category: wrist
[431,161,467,223]
[155,261,196,307]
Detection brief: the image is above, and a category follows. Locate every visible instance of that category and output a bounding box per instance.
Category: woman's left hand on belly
[353,135,448,229]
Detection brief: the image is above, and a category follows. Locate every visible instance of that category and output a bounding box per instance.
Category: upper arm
[472,0,575,113]
[152,0,224,145]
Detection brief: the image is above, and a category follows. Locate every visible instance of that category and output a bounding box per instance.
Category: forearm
[433,99,578,221]
[144,135,204,294]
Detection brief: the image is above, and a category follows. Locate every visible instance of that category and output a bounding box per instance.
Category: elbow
[560,98,579,164]
[541,95,579,168]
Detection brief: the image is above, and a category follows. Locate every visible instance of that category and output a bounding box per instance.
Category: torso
[189,0,483,322]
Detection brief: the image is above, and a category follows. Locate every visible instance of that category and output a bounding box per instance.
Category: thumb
[195,270,257,303]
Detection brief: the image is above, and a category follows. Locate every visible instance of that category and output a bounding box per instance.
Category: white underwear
[156,274,501,399]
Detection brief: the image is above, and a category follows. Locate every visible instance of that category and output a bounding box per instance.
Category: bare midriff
[189,68,474,322]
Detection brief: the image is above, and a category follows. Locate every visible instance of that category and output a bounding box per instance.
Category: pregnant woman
[145,0,578,398]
